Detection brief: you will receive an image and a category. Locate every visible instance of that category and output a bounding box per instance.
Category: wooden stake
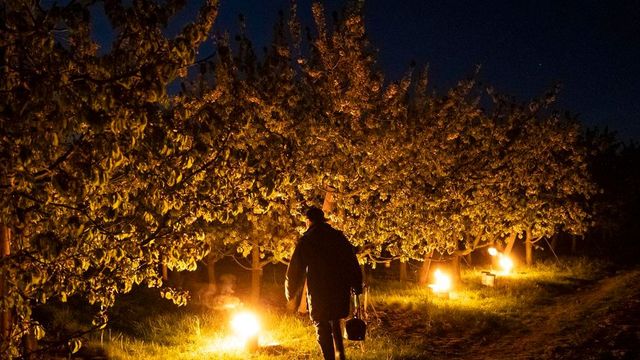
[399,260,408,283]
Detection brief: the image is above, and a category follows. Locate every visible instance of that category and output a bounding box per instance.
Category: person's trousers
[314,319,346,360]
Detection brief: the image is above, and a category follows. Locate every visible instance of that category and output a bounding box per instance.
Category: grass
[85,257,609,359]
[372,257,605,320]
[93,310,318,359]
[93,307,425,359]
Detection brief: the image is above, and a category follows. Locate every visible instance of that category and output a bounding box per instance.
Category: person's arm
[285,240,306,303]
[345,238,363,295]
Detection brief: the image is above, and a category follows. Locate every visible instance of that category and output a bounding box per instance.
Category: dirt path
[372,268,640,359]
[465,269,640,360]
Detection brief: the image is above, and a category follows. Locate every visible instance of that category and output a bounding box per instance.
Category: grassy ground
[74,257,638,359]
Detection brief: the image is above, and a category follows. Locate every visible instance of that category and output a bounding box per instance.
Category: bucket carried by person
[345,290,366,341]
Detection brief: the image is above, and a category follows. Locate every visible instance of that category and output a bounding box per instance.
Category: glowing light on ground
[498,255,514,274]
[429,269,452,294]
[231,311,260,338]
[487,247,515,275]
[226,310,261,352]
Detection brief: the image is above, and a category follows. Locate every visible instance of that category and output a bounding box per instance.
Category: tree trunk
[525,228,533,266]
[360,263,372,286]
[161,263,168,282]
[399,261,408,283]
[418,250,434,286]
[3,227,35,357]
[22,322,35,360]
[465,233,481,266]
[206,253,217,294]
[250,240,261,303]
[571,236,577,254]
[1,225,11,342]
[504,232,517,255]
[452,255,461,285]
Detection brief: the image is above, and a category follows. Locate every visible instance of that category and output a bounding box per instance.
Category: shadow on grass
[369,296,519,357]
[107,287,185,340]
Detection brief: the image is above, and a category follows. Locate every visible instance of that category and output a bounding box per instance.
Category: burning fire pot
[487,247,515,275]
[429,269,452,299]
[230,310,261,352]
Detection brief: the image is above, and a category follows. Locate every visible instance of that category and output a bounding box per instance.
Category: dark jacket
[285,222,363,321]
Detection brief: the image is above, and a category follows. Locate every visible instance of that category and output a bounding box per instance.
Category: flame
[230,311,260,339]
[498,254,514,274]
[429,269,452,293]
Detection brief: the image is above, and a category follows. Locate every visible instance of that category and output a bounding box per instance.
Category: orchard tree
[290,0,394,258]
[188,0,394,295]
[493,95,597,265]
[349,73,596,276]
[0,0,226,356]
[177,9,305,301]
[375,74,500,281]
[400,84,596,270]
[287,1,595,276]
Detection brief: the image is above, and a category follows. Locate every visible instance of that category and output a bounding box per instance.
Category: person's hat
[305,206,327,223]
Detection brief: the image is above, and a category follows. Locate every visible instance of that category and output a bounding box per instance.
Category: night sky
[93,0,640,140]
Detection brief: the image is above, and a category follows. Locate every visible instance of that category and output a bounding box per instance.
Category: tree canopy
[0,0,596,357]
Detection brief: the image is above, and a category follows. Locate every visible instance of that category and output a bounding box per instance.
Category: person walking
[285,206,363,360]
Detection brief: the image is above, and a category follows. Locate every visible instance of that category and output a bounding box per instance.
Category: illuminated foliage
[0,0,597,357]
[187,1,596,270]
[1,0,219,356]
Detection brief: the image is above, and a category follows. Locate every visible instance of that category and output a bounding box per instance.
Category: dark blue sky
[95,0,640,140]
